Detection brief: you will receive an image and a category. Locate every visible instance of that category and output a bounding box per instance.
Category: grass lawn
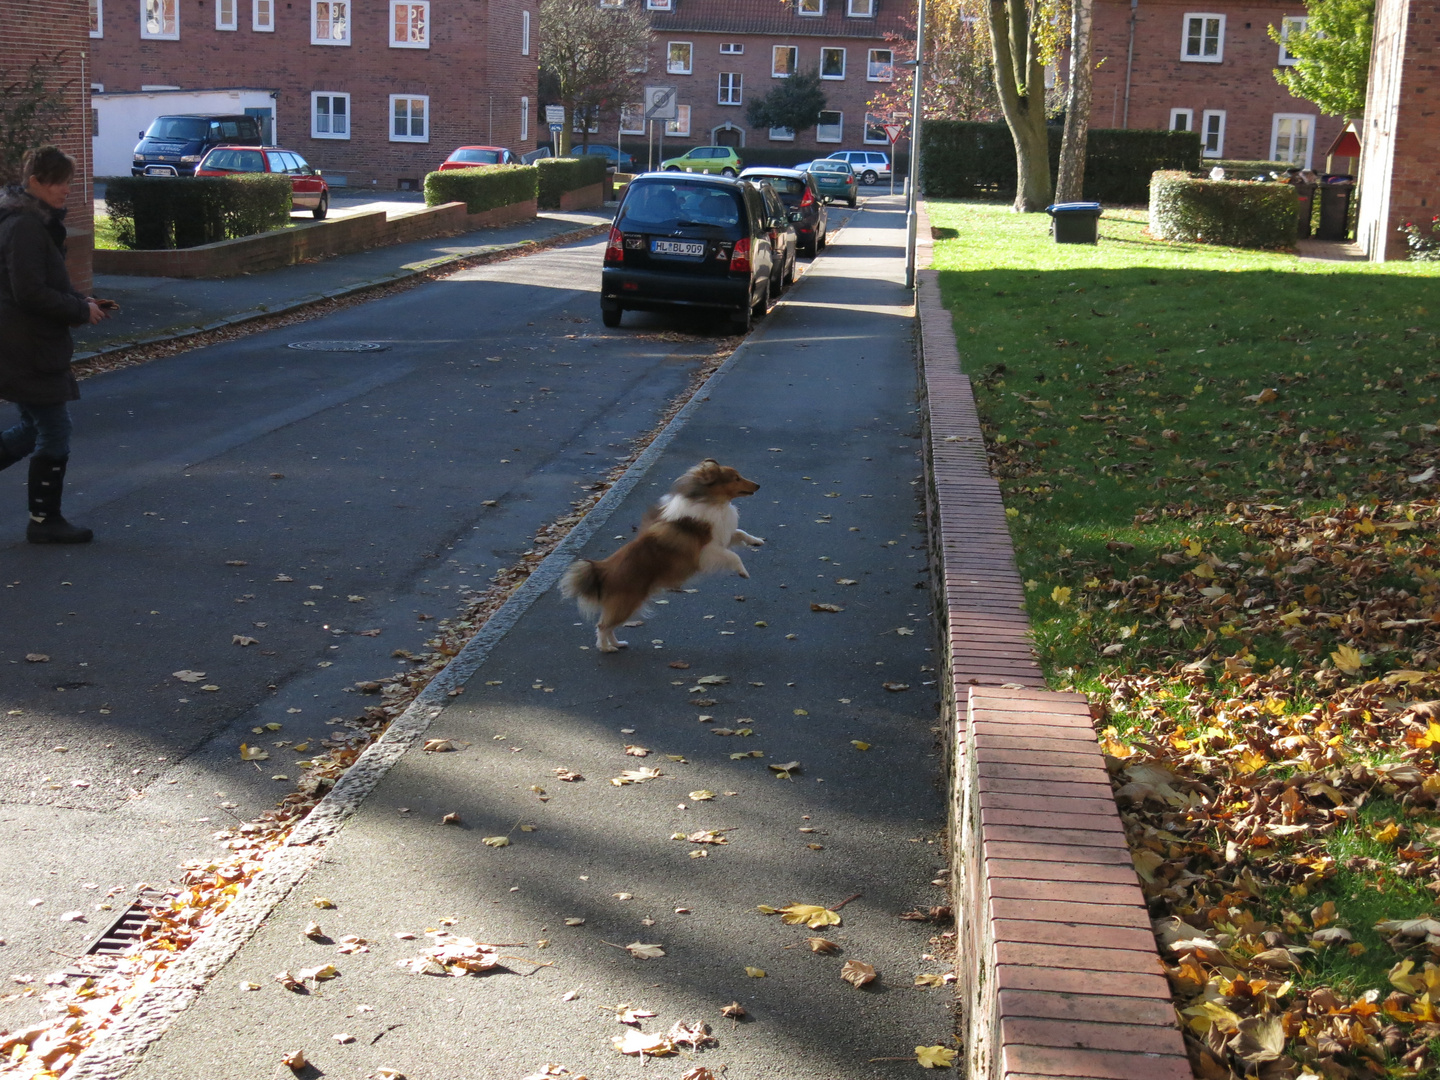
[92,210,303,250]
[930,200,1440,1079]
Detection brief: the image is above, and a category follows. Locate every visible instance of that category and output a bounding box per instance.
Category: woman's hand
[86,300,105,324]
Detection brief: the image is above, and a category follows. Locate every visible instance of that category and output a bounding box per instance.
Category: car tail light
[729,237,752,273]
[604,225,625,265]
[799,187,814,208]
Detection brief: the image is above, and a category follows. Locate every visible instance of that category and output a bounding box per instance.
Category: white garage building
[92,87,278,178]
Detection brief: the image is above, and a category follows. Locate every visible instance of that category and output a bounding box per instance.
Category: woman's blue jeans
[0,403,72,462]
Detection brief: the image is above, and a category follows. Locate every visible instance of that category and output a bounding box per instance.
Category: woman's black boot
[26,455,92,544]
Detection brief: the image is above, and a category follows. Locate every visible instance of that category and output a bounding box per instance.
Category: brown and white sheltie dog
[561,459,763,652]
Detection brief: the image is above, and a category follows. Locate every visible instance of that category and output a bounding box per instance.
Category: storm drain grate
[287,340,390,353]
[82,888,168,958]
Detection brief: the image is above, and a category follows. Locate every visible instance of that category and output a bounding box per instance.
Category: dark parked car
[740,166,827,256]
[572,143,635,171]
[131,114,263,177]
[195,146,331,219]
[754,181,798,294]
[796,159,859,207]
[600,174,781,333]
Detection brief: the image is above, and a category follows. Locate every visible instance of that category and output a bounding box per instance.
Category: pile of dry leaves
[1076,499,1440,1078]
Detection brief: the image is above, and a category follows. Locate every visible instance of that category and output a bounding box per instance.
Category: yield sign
[884,123,905,144]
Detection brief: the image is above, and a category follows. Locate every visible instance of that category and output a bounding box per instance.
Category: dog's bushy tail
[560,559,604,617]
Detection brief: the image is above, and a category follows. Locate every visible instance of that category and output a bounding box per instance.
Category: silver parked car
[825,150,892,186]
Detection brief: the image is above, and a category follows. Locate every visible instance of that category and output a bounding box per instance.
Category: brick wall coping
[914,201,1190,1080]
[93,198,537,280]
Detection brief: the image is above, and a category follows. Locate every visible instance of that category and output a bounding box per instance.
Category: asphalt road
[0,223,835,1027]
[122,195,949,1080]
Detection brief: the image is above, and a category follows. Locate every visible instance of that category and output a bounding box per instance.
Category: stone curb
[73,219,611,365]
[913,202,1189,1080]
[60,223,819,1080]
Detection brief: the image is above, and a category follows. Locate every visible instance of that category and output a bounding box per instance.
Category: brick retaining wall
[93,199,537,279]
[558,183,605,212]
[915,202,1191,1080]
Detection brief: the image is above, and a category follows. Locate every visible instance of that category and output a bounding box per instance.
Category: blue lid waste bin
[1046,201,1102,244]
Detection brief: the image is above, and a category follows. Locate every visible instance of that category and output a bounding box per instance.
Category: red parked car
[437,146,517,170]
[194,146,331,219]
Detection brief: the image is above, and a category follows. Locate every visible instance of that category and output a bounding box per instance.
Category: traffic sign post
[644,86,678,171]
[884,123,905,195]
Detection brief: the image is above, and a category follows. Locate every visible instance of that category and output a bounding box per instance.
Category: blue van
[131,114,263,177]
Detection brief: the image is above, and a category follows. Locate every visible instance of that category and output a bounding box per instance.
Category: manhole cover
[286,340,390,353]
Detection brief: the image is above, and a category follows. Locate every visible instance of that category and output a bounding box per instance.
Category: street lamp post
[903,0,927,290]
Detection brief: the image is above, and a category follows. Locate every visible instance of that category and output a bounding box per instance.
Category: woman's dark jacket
[0,187,87,404]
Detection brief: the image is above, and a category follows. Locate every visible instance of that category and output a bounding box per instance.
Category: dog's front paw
[737,567,750,579]
[747,535,765,547]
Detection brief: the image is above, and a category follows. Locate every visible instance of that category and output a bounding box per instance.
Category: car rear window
[451,149,503,164]
[753,176,806,197]
[204,149,266,172]
[619,180,744,231]
[146,117,210,141]
[811,161,849,173]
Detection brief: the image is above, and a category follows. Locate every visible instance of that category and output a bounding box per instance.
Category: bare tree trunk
[988,0,1053,211]
[559,102,573,156]
[1056,0,1094,203]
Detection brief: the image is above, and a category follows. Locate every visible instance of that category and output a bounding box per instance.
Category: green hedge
[424,164,538,213]
[1202,158,1293,179]
[1148,171,1298,248]
[919,122,1201,204]
[102,175,292,249]
[536,156,610,209]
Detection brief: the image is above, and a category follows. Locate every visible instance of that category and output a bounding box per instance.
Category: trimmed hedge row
[919,121,1201,204]
[1148,171,1298,248]
[1203,158,1294,178]
[537,155,610,209]
[424,164,538,213]
[102,175,292,250]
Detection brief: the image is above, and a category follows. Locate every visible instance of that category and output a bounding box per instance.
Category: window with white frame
[1182,13,1224,61]
[141,0,178,39]
[598,0,622,7]
[867,48,893,80]
[521,9,530,53]
[863,111,888,143]
[620,102,645,134]
[1169,108,1193,131]
[719,42,743,53]
[391,1,428,46]
[847,0,874,14]
[253,0,273,30]
[816,110,842,142]
[772,45,797,77]
[1277,15,1306,64]
[572,108,599,133]
[216,0,236,29]
[89,0,103,37]
[718,72,742,105]
[820,47,845,78]
[1201,109,1225,156]
[798,0,822,14]
[390,94,428,141]
[667,42,692,74]
[311,91,350,138]
[1271,113,1314,167]
[665,105,691,137]
[312,0,350,44]
[768,126,795,141]
[647,0,672,9]
[520,96,529,141]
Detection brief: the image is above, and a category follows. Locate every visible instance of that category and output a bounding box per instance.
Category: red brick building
[583,0,909,161]
[1,0,95,292]
[1088,0,1344,168]
[1355,0,1438,261]
[88,0,539,189]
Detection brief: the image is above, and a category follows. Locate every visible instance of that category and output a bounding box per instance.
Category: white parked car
[824,150,892,185]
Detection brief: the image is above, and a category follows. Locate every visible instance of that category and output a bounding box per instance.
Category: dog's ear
[695,459,723,483]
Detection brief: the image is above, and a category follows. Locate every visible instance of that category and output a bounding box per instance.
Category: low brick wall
[93,198,537,279]
[915,202,1189,1080]
[559,182,604,211]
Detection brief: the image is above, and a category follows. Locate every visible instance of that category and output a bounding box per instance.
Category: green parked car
[798,159,859,208]
[660,146,744,176]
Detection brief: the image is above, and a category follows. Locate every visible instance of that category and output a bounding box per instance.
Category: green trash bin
[1047,201,1102,244]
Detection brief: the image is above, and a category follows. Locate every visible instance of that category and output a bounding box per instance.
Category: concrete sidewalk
[75,207,613,357]
[97,199,952,1079]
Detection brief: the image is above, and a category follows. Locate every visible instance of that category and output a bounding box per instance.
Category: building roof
[648,0,907,41]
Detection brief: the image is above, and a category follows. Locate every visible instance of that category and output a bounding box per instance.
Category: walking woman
[0,146,109,544]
